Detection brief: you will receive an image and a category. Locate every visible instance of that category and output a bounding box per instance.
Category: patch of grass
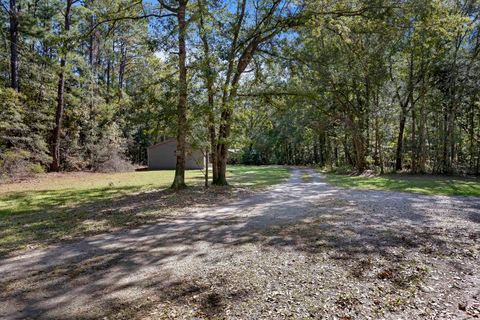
[225,165,290,188]
[322,172,480,197]
[0,166,289,216]
[0,170,202,216]
[0,165,290,255]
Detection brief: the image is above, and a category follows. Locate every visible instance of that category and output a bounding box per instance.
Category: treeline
[237,0,480,175]
[0,0,177,180]
[1,1,479,185]
[0,0,302,186]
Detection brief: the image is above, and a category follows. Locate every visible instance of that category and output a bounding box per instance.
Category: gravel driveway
[1,168,479,319]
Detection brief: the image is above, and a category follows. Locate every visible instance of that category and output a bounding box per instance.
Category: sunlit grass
[0,170,204,216]
[226,165,291,188]
[322,172,480,197]
[0,166,290,216]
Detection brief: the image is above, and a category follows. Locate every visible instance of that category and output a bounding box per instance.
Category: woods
[1,0,480,184]
[1,2,480,318]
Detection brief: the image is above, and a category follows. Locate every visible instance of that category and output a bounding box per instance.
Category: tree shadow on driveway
[0,170,479,319]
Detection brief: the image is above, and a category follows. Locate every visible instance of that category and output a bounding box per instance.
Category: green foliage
[230,0,480,175]
[0,0,182,176]
[1,0,479,180]
[0,88,50,179]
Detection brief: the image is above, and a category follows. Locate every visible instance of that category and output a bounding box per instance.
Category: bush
[30,163,46,174]
[0,149,45,181]
[90,123,134,173]
[95,154,134,173]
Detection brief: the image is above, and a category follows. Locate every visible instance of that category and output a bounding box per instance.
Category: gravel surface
[0,168,479,319]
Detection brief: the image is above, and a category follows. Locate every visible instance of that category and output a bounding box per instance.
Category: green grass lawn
[0,165,289,255]
[322,172,480,197]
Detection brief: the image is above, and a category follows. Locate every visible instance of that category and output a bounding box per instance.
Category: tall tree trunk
[9,0,19,91]
[395,105,407,172]
[411,107,417,172]
[119,43,127,90]
[171,0,188,189]
[313,140,319,164]
[374,115,380,166]
[346,114,366,172]
[106,57,111,103]
[215,34,267,185]
[88,14,95,68]
[207,94,217,181]
[212,0,246,185]
[215,108,231,185]
[51,0,73,172]
[334,138,339,167]
[197,1,217,182]
[469,97,476,172]
[417,103,427,173]
[364,77,370,155]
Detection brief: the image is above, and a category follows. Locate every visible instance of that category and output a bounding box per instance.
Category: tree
[51,0,76,172]
[8,0,19,91]
[211,0,301,185]
[157,0,189,189]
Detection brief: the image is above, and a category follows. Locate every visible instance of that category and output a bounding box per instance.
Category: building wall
[147,140,204,170]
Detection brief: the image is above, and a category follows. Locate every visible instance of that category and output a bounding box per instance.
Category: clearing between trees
[1,167,479,319]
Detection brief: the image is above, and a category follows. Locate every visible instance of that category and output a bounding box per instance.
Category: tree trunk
[417,103,427,173]
[171,0,188,189]
[346,114,366,172]
[469,97,475,172]
[9,0,19,91]
[411,107,417,172]
[395,105,406,171]
[374,115,380,166]
[208,103,217,182]
[106,57,111,103]
[50,0,73,172]
[214,34,262,185]
[197,1,217,182]
[205,151,209,188]
[119,43,127,90]
[313,140,319,164]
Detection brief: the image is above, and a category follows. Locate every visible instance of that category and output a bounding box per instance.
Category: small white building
[147,139,204,170]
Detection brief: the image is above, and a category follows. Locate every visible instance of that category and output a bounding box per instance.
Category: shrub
[29,163,46,174]
[95,154,134,173]
[90,123,134,173]
[0,88,49,181]
[0,149,44,181]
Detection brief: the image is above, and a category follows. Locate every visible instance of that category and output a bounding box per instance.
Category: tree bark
[212,0,247,185]
[417,103,427,173]
[411,107,417,172]
[374,115,380,166]
[119,43,127,90]
[9,0,19,91]
[207,95,217,182]
[50,0,73,172]
[171,0,188,189]
[346,114,366,172]
[395,107,406,172]
[197,1,218,182]
[215,34,273,185]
